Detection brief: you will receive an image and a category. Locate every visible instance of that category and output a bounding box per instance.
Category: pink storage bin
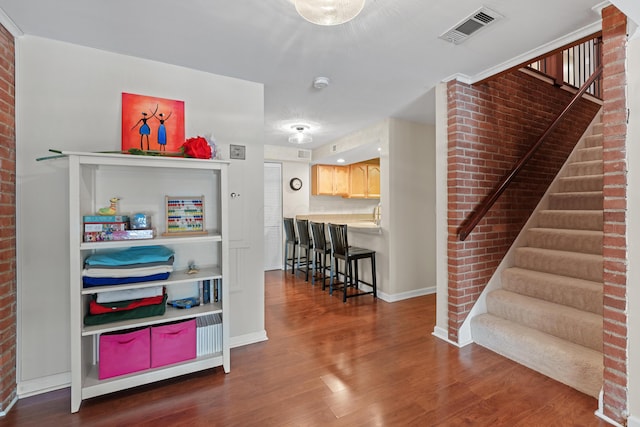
[151,319,196,368]
[99,328,150,379]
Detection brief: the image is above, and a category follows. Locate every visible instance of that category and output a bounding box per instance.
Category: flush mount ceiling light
[313,76,330,89]
[295,0,366,26]
[288,125,312,144]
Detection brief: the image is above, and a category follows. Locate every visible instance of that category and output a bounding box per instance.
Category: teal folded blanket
[84,246,174,267]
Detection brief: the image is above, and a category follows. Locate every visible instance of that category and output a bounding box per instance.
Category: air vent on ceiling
[331,144,338,153]
[297,149,311,160]
[439,7,503,45]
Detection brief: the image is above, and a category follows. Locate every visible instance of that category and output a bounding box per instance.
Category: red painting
[122,93,185,153]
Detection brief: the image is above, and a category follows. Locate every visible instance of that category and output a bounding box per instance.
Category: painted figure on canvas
[156,111,172,151]
[131,105,158,150]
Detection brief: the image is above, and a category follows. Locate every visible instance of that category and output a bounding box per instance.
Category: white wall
[388,119,436,297]
[16,36,265,395]
[433,82,449,341]
[626,30,640,427]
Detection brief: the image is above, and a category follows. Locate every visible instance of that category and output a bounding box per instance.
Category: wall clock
[289,177,303,191]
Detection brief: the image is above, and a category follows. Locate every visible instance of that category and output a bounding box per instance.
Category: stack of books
[196,314,223,356]
[83,215,154,242]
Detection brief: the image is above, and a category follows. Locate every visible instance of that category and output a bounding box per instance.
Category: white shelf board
[80,232,222,250]
[64,150,230,169]
[81,267,222,295]
[82,302,222,336]
[82,353,224,400]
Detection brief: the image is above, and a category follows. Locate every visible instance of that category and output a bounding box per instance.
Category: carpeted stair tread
[525,227,602,254]
[557,174,603,192]
[537,210,603,231]
[502,267,603,314]
[548,191,602,210]
[514,247,603,282]
[471,313,602,398]
[486,289,602,351]
[566,160,603,176]
[469,118,604,398]
[574,146,602,162]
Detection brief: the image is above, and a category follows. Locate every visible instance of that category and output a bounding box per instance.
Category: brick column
[601,5,628,425]
[0,23,15,414]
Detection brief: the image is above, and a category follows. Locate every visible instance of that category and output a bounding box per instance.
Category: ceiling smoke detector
[313,76,330,89]
[439,6,503,45]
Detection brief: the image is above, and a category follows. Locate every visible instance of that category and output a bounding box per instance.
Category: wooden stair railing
[458,64,603,241]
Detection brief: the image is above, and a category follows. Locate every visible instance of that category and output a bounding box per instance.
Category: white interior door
[264,163,282,270]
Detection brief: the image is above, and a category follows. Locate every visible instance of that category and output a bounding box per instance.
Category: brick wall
[0,24,15,414]
[447,71,600,342]
[601,5,628,424]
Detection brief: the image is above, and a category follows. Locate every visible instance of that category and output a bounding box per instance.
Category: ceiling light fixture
[294,0,366,26]
[288,125,312,144]
[313,76,330,89]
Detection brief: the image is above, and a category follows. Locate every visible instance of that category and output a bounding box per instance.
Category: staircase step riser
[567,161,603,176]
[502,268,603,314]
[514,248,603,282]
[584,134,603,148]
[526,229,602,255]
[486,290,602,351]
[471,314,602,398]
[558,175,603,193]
[548,193,603,210]
[574,148,603,162]
[537,210,603,230]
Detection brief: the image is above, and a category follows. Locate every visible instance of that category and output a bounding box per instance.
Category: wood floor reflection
[4,270,606,426]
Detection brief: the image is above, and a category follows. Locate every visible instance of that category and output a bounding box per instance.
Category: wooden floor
[4,270,606,426]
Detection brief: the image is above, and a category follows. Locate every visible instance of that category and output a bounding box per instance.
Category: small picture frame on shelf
[164,196,207,236]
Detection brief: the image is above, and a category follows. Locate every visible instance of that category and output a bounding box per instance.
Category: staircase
[471,120,604,398]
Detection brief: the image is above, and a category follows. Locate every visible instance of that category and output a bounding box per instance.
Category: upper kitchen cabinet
[311,165,349,196]
[349,159,380,199]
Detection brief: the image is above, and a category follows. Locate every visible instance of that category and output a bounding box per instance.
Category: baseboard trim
[594,409,625,427]
[432,326,472,347]
[379,286,436,303]
[0,395,18,417]
[17,372,70,399]
[595,390,627,427]
[627,414,640,427]
[354,284,435,303]
[229,330,268,348]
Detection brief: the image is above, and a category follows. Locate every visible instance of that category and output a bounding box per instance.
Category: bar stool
[309,221,332,289]
[296,219,312,281]
[327,223,377,303]
[283,217,297,274]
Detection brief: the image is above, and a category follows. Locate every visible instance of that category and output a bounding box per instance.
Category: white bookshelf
[66,152,229,412]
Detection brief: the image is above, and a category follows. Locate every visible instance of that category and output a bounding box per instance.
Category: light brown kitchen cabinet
[349,163,367,198]
[348,160,380,199]
[311,164,349,196]
[366,164,380,198]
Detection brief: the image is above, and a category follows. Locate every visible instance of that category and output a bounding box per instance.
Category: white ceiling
[0,0,605,152]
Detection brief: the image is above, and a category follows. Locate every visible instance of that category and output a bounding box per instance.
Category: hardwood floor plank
[3,270,605,426]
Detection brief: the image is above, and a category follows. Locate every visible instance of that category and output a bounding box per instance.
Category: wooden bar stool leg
[322,253,328,290]
[371,254,377,299]
[329,257,335,295]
